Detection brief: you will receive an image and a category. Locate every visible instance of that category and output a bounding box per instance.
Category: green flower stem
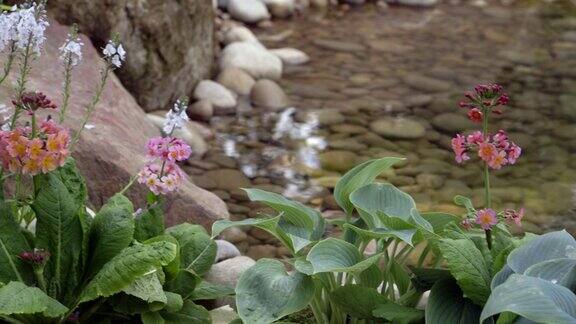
[58,53,73,123]
[34,267,47,292]
[71,65,111,148]
[118,175,137,195]
[10,35,34,130]
[0,42,16,86]
[482,106,493,250]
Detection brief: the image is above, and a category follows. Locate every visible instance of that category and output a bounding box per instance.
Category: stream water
[192,1,576,243]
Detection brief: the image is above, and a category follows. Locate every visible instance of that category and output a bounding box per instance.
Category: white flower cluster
[102,40,126,68]
[0,104,10,131]
[0,3,49,55]
[163,99,189,134]
[59,34,84,66]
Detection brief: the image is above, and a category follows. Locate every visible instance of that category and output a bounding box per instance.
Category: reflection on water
[200,1,576,234]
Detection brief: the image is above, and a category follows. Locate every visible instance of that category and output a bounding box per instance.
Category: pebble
[251,79,291,110]
[220,42,283,80]
[369,117,426,139]
[270,48,310,65]
[216,67,256,96]
[194,80,237,109]
[227,0,270,24]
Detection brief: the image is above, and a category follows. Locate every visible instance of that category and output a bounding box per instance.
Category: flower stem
[34,267,47,292]
[58,54,73,123]
[9,35,34,130]
[482,107,492,249]
[0,42,16,87]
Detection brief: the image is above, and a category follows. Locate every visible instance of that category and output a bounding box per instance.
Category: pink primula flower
[451,134,469,163]
[475,208,498,230]
[504,208,525,226]
[478,142,497,162]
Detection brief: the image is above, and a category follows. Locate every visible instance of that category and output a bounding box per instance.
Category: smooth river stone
[369,117,426,139]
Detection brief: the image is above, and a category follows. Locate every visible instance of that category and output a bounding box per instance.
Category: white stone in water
[220,42,283,80]
[223,25,262,46]
[227,0,270,24]
[217,67,256,96]
[270,47,310,65]
[260,0,296,18]
[193,80,237,109]
[251,79,290,110]
[215,240,241,262]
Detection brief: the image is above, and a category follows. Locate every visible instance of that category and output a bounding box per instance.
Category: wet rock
[205,169,252,191]
[227,0,270,24]
[270,48,310,65]
[220,42,283,80]
[416,173,444,189]
[319,150,359,172]
[367,41,413,53]
[215,240,242,262]
[50,0,214,112]
[401,73,452,92]
[205,256,256,288]
[219,227,248,243]
[194,80,237,109]
[330,124,368,134]
[310,0,329,8]
[216,67,256,96]
[262,0,296,18]
[298,109,346,125]
[431,113,475,133]
[329,138,367,151]
[187,100,213,121]
[314,39,367,53]
[251,79,291,110]
[405,94,433,107]
[223,25,261,45]
[247,244,278,260]
[389,0,438,7]
[369,118,426,139]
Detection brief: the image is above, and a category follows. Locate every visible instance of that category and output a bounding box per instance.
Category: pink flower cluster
[459,83,509,123]
[451,130,521,170]
[0,120,70,175]
[138,136,191,195]
[461,207,525,231]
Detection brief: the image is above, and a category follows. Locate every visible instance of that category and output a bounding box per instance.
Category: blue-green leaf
[306,238,381,274]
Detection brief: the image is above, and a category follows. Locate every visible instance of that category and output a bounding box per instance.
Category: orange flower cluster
[0,120,70,175]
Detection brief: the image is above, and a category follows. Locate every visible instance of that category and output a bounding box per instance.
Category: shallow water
[194,1,576,236]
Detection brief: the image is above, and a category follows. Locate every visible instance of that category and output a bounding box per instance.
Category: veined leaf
[135,203,165,242]
[145,235,180,281]
[87,194,135,277]
[306,238,381,274]
[481,274,576,324]
[33,174,83,303]
[330,285,389,319]
[372,303,424,323]
[190,281,235,301]
[0,282,68,318]
[167,223,216,276]
[146,300,210,324]
[343,223,416,247]
[165,270,201,300]
[0,202,33,284]
[123,272,167,305]
[438,238,491,305]
[334,157,404,215]
[236,258,314,324]
[507,230,576,274]
[54,157,87,207]
[81,241,177,302]
[425,278,484,324]
[524,258,576,291]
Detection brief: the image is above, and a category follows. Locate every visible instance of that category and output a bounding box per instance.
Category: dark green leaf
[0,202,33,284]
[167,223,216,276]
[330,285,389,319]
[372,303,424,324]
[54,157,87,207]
[425,278,483,324]
[190,281,235,301]
[0,281,68,318]
[135,203,165,242]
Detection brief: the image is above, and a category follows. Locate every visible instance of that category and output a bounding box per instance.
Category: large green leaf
[334,157,404,215]
[524,258,576,290]
[165,270,201,300]
[506,230,576,274]
[343,223,416,247]
[330,285,390,319]
[245,189,325,252]
[145,235,180,281]
[425,278,484,324]
[439,238,491,305]
[54,157,87,207]
[87,194,135,277]
[141,300,211,324]
[81,241,177,302]
[135,203,165,242]
[123,272,167,305]
[0,281,68,318]
[350,183,432,235]
[0,202,33,284]
[33,174,83,303]
[306,238,381,274]
[481,274,576,324]
[167,223,216,276]
[372,303,424,323]
[190,281,235,301]
[236,258,314,324]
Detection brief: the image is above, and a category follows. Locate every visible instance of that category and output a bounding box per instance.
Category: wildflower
[103,39,126,68]
[466,131,483,145]
[19,249,50,266]
[0,3,49,54]
[478,142,497,162]
[507,144,521,164]
[504,208,524,226]
[487,150,507,170]
[14,91,57,112]
[475,208,498,230]
[451,134,469,163]
[59,33,83,66]
[467,108,483,123]
[163,98,189,134]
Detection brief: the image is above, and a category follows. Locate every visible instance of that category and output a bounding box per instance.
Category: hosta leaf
[491,265,515,290]
[236,258,314,324]
[167,223,216,276]
[306,238,381,274]
[190,281,235,301]
[438,238,491,305]
[481,274,576,324]
[135,203,165,242]
[0,202,33,284]
[334,157,404,215]
[54,157,87,207]
[81,241,177,302]
[507,230,576,274]
[87,194,135,277]
[329,285,389,319]
[0,281,68,318]
[372,303,424,323]
[33,174,83,303]
[425,278,484,324]
[524,258,576,291]
[343,223,416,247]
[357,264,382,288]
[410,267,452,291]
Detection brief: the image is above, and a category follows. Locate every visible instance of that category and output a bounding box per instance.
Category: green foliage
[0,281,68,318]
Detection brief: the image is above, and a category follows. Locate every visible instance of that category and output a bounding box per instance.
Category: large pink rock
[0,21,228,228]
